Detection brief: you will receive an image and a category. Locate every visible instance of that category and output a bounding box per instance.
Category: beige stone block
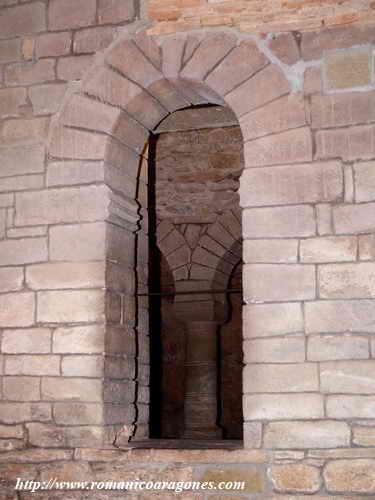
[0,425,24,439]
[243,422,262,448]
[359,234,375,260]
[5,59,55,86]
[324,459,375,494]
[49,222,105,261]
[1,117,49,145]
[319,262,375,298]
[47,161,104,187]
[244,264,315,302]
[325,47,372,90]
[321,360,375,394]
[354,161,375,202]
[269,464,321,493]
[26,262,105,290]
[244,337,305,363]
[353,426,375,446]
[306,300,375,333]
[7,226,47,238]
[0,402,51,424]
[0,267,23,293]
[327,395,375,418]
[301,236,356,263]
[15,185,109,226]
[316,203,332,236]
[308,334,369,361]
[4,355,60,376]
[40,461,94,482]
[241,160,343,207]
[0,144,45,178]
[54,402,103,425]
[0,87,27,119]
[194,466,264,493]
[29,83,67,115]
[0,175,44,193]
[334,202,375,234]
[0,448,70,463]
[41,377,102,402]
[61,355,104,377]
[53,325,105,354]
[264,421,350,449]
[26,422,66,448]
[244,363,318,393]
[243,239,298,263]
[244,394,324,420]
[2,328,51,354]
[37,290,104,323]
[0,237,47,265]
[3,377,40,401]
[0,292,35,327]
[243,205,315,238]
[243,303,303,338]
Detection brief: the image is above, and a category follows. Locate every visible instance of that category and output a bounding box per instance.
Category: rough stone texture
[327,395,375,418]
[306,300,375,333]
[319,262,375,299]
[243,303,303,338]
[324,47,372,90]
[324,459,375,494]
[48,0,96,30]
[269,464,322,493]
[0,293,35,327]
[353,426,375,446]
[301,236,356,263]
[244,394,324,420]
[320,360,375,394]
[307,334,369,361]
[244,364,318,393]
[0,2,46,39]
[244,337,305,364]
[264,421,350,449]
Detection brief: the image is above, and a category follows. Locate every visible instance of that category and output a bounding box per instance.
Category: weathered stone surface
[308,334,369,361]
[37,290,105,323]
[46,161,104,187]
[244,394,324,420]
[5,355,60,376]
[306,300,375,333]
[359,234,375,261]
[354,161,375,202]
[49,222,106,261]
[240,94,306,141]
[241,160,342,207]
[2,328,51,354]
[316,125,375,162]
[0,403,51,424]
[206,39,268,96]
[353,426,375,446]
[324,459,375,493]
[0,425,23,439]
[243,302,303,338]
[0,88,27,119]
[5,59,55,86]
[226,64,289,118]
[243,205,315,238]
[61,355,104,377]
[319,262,375,298]
[49,0,96,30]
[243,422,262,449]
[325,47,372,90]
[0,39,21,63]
[194,466,264,493]
[57,55,93,81]
[265,421,350,449]
[54,402,103,425]
[26,262,105,290]
[301,236,356,263]
[0,448,71,463]
[244,264,315,302]
[0,144,45,178]
[334,202,375,234]
[244,337,305,363]
[0,2,46,39]
[36,31,71,57]
[53,325,105,354]
[15,186,108,226]
[98,0,135,24]
[327,395,375,418]
[74,26,114,54]
[3,377,40,401]
[41,377,102,402]
[0,267,23,293]
[268,32,300,65]
[0,292,35,327]
[244,363,318,393]
[320,360,375,394]
[0,238,47,266]
[243,239,298,263]
[29,83,67,115]
[270,464,321,493]
[26,422,66,448]
[244,127,312,168]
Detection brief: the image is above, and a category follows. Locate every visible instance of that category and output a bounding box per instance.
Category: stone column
[183,320,222,439]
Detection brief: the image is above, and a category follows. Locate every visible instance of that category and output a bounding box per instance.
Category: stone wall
[1,0,375,496]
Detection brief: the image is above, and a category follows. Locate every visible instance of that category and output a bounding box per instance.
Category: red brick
[106,39,162,87]
[98,0,135,24]
[316,124,375,161]
[5,59,55,86]
[181,32,237,81]
[245,126,312,167]
[74,26,114,54]
[268,32,300,65]
[0,2,46,39]
[0,39,21,63]
[206,39,268,96]
[29,83,66,116]
[57,55,93,81]
[240,94,307,141]
[311,91,375,129]
[48,0,96,30]
[0,87,27,119]
[35,32,71,58]
[226,64,290,117]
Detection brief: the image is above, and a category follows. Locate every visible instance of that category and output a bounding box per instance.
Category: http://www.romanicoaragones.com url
[15,477,246,494]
